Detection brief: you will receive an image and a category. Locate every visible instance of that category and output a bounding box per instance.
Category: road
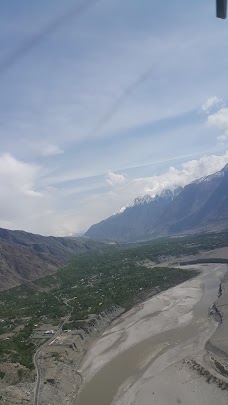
[33,314,71,405]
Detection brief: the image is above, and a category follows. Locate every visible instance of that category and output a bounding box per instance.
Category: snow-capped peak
[134,195,154,205]
[118,205,128,214]
[113,204,131,215]
[193,166,227,184]
[113,187,182,216]
[134,188,181,206]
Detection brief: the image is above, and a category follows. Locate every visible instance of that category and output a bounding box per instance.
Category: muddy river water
[76,265,228,405]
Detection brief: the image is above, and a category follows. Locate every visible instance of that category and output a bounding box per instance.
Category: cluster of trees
[0,231,227,371]
[0,322,34,369]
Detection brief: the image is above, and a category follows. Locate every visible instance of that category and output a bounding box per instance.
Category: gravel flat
[76,264,228,405]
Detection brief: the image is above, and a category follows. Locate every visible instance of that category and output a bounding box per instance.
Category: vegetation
[0,232,227,372]
[0,371,5,379]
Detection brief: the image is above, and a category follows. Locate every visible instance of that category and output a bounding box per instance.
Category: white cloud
[0,152,228,236]
[41,143,64,157]
[79,151,228,232]
[2,2,228,237]
[208,108,228,129]
[0,154,41,197]
[101,152,228,212]
[106,170,126,186]
[86,152,228,230]
[201,96,222,114]
[34,142,64,157]
[129,152,228,198]
[207,108,228,142]
[0,154,44,225]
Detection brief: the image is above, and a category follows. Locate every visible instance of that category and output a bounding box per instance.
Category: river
[76,264,228,405]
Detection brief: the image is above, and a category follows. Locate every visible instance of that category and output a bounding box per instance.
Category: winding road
[33,314,71,405]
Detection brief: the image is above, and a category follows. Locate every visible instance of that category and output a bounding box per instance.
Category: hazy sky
[1,0,228,235]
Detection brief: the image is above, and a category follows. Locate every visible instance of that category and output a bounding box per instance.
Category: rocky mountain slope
[0,228,105,290]
[164,163,228,234]
[85,164,228,242]
[85,188,181,242]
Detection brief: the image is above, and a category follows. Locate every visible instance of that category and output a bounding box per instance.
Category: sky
[1,0,228,236]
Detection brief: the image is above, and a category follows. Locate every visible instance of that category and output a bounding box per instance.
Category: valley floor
[76,262,228,405]
[1,247,228,405]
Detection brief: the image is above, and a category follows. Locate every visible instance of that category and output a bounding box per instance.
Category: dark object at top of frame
[216,0,227,19]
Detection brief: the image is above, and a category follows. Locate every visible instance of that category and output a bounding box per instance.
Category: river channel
[76,264,228,405]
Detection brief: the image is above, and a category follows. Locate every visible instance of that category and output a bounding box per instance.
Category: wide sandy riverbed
[76,264,228,405]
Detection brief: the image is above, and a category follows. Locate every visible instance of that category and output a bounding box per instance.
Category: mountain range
[1,164,228,290]
[0,229,105,290]
[85,164,228,242]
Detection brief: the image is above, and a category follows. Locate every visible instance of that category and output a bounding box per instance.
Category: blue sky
[1,0,228,235]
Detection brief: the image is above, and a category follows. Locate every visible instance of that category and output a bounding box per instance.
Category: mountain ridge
[85,187,181,242]
[85,164,228,242]
[0,229,106,290]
